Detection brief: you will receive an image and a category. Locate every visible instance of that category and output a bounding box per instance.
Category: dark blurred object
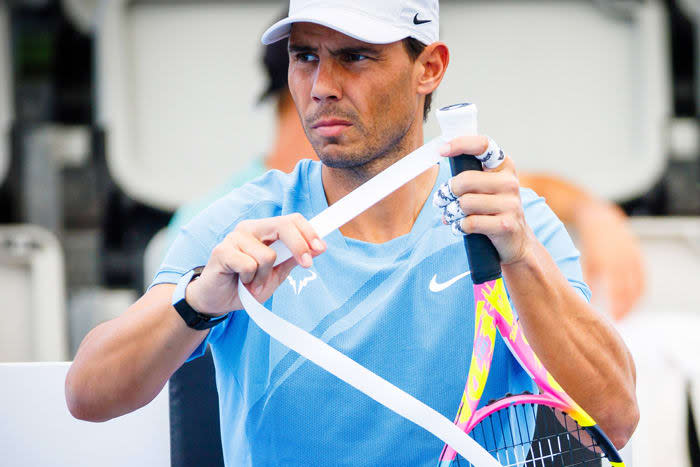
[10,0,92,123]
[259,37,289,102]
[665,0,697,118]
[169,348,224,467]
[93,129,172,290]
[664,0,700,215]
[621,0,699,216]
[689,388,700,467]
[258,9,288,102]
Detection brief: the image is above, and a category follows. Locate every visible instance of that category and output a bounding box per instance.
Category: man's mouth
[311,118,353,138]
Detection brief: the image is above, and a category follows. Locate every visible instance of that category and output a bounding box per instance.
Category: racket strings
[453,404,604,467]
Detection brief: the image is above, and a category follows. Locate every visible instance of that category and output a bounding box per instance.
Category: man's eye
[295,53,317,63]
[346,53,369,62]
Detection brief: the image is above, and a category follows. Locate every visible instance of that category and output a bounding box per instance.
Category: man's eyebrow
[288,44,317,53]
[288,44,381,56]
[329,46,380,56]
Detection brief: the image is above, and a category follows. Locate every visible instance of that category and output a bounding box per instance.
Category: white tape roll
[241,104,500,466]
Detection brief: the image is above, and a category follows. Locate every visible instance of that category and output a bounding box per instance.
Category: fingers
[441,135,507,170]
[213,240,259,283]
[441,193,521,225]
[452,214,519,238]
[237,214,326,268]
[275,215,325,268]
[233,232,278,290]
[289,213,326,258]
[449,159,518,196]
[440,135,490,158]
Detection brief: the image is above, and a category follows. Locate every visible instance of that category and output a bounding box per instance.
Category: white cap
[261,0,439,46]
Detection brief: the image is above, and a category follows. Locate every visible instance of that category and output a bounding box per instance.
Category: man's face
[288,23,420,169]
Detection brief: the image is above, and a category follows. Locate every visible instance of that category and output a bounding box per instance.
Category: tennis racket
[437,150,626,466]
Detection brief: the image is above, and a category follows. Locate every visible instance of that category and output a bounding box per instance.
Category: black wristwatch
[172,266,230,330]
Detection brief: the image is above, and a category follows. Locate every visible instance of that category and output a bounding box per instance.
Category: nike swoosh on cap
[429,270,472,293]
[413,13,431,25]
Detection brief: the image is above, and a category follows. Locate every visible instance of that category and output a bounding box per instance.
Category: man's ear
[416,42,449,97]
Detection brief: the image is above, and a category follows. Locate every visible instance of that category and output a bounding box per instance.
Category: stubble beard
[307,111,417,181]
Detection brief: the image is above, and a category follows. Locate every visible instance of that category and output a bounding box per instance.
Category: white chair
[425,0,671,203]
[95,0,281,211]
[0,362,170,467]
[0,225,68,362]
[0,2,12,186]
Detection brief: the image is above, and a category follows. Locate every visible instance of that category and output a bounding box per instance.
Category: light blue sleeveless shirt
[152,158,590,466]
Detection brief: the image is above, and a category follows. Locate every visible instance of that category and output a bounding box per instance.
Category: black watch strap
[172,267,230,330]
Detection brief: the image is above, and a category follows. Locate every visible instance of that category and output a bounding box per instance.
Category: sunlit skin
[288,24,418,174]
[287,22,448,241]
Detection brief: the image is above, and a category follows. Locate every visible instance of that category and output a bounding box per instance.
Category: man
[66,1,638,465]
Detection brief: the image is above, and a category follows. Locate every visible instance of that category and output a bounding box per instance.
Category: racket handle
[449,155,502,284]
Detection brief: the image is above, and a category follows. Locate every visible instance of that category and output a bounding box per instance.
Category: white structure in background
[0,362,170,467]
[425,0,670,202]
[615,218,700,467]
[95,0,280,211]
[0,2,11,185]
[0,226,68,362]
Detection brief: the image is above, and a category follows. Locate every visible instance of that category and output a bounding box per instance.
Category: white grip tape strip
[241,106,499,466]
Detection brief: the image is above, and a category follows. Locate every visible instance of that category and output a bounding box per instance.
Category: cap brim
[261,7,410,45]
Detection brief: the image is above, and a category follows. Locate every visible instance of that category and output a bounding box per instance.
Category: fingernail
[439,143,451,156]
[311,238,324,251]
[301,253,312,267]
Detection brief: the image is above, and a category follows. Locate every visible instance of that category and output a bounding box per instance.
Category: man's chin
[317,151,378,170]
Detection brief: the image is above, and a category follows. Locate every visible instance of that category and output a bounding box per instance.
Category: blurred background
[0,0,698,466]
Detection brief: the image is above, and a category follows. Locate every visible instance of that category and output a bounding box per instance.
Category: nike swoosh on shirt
[429,270,472,293]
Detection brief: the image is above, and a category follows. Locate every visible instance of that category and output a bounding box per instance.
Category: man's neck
[321,118,439,244]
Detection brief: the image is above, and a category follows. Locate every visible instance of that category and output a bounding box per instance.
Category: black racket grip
[448,155,502,284]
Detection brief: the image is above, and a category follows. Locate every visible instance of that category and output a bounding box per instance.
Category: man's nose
[311,59,342,103]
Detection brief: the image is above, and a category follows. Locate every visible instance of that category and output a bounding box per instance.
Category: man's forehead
[289,22,386,49]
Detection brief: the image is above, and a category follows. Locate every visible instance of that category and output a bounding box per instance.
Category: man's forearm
[65,284,208,422]
[502,240,638,448]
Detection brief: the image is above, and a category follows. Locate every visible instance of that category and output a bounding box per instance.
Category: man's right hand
[186,213,326,316]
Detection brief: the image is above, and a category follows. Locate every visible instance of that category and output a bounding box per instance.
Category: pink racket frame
[438,278,594,465]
